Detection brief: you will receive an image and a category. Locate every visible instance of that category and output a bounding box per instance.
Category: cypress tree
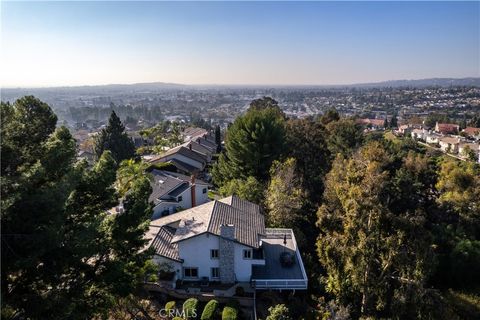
[94,110,136,164]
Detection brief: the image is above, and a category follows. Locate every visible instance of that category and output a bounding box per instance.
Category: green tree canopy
[218,176,265,204]
[265,158,305,228]
[1,97,153,319]
[284,118,331,204]
[94,110,136,164]
[325,119,363,158]
[212,103,286,185]
[317,142,437,319]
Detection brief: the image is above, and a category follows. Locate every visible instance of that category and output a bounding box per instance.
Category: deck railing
[253,228,308,290]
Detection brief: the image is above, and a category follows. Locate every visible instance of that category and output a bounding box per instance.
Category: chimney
[219,224,235,283]
[190,175,196,207]
[189,143,192,150]
[220,224,235,240]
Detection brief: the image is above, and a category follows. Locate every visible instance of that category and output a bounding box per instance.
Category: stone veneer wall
[219,225,235,284]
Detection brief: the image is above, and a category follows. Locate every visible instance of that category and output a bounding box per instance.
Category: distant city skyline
[1,1,479,87]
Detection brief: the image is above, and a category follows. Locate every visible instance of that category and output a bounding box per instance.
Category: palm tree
[116,159,151,197]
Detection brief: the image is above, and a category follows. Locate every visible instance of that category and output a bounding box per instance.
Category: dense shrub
[183,298,199,319]
[165,301,176,313]
[222,306,238,320]
[201,300,219,320]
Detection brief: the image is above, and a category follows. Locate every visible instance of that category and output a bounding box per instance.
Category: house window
[211,267,220,279]
[243,249,252,259]
[178,196,183,202]
[202,188,207,194]
[210,249,219,259]
[183,267,198,279]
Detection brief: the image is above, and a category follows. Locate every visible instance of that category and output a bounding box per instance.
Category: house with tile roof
[463,126,480,139]
[435,122,459,134]
[149,170,210,219]
[145,196,308,290]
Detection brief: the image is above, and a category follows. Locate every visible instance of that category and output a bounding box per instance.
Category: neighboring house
[355,118,385,130]
[435,122,459,135]
[192,135,217,152]
[181,140,214,163]
[397,124,413,136]
[439,137,460,153]
[182,127,209,142]
[148,145,207,171]
[149,170,210,219]
[146,196,308,290]
[411,128,426,141]
[463,127,480,139]
[459,142,480,159]
[425,133,441,145]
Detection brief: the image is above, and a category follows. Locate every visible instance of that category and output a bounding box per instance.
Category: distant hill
[2,78,479,95]
[349,77,480,88]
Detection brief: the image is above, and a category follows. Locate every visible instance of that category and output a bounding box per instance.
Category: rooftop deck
[251,229,308,290]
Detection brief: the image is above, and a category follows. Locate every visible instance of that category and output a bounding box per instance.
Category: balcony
[250,228,308,290]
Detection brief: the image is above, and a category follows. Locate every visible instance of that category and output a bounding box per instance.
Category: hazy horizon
[2,77,480,90]
[1,1,479,87]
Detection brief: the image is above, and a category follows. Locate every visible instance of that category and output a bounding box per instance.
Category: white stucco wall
[177,233,220,280]
[233,243,265,282]
[194,184,209,206]
[152,202,178,220]
[175,233,265,282]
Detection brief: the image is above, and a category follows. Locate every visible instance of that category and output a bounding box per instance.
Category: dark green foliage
[215,125,222,153]
[1,97,153,319]
[468,115,480,127]
[449,239,480,288]
[212,103,285,185]
[1,96,57,175]
[201,300,219,320]
[424,113,451,128]
[183,298,199,319]
[94,110,136,164]
[390,113,398,128]
[319,108,340,126]
[383,117,389,128]
[284,118,330,204]
[147,161,178,172]
[248,96,283,115]
[325,118,363,157]
[222,306,238,320]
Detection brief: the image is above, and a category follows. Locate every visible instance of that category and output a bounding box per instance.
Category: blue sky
[1,1,479,87]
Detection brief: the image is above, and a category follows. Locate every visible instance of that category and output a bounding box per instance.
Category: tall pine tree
[94,110,136,164]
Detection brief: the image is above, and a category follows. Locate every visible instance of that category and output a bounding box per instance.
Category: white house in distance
[149,170,210,219]
[146,196,308,291]
[438,136,460,153]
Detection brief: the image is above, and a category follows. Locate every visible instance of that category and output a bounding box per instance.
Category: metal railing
[252,228,308,290]
[252,279,307,289]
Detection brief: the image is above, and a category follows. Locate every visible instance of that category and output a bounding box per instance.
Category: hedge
[183,298,199,319]
[201,299,219,320]
[222,306,238,320]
